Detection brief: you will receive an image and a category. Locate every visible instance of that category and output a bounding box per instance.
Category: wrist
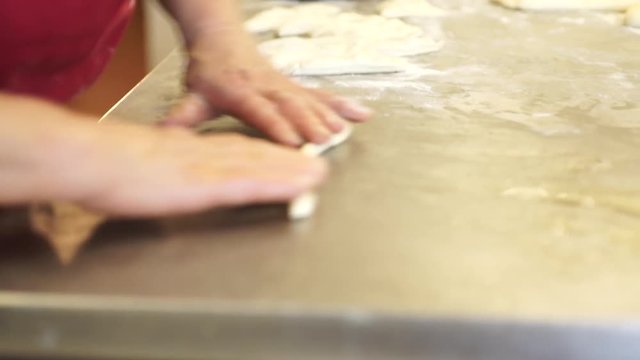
[32,112,106,204]
[185,21,245,46]
[186,23,256,55]
[0,97,102,204]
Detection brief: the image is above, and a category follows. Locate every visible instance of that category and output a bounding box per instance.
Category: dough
[378,0,447,18]
[278,13,334,37]
[300,122,354,156]
[294,3,343,15]
[245,7,294,33]
[492,0,639,11]
[311,13,424,39]
[626,3,640,27]
[289,124,354,220]
[259,37,413,76]
[245,3,342,34]
[251,8,442,76]
[375,36,443,56]
[288,192,319,220]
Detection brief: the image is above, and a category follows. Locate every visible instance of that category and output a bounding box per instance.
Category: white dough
[378,0,447,18]
[294,2,343,15]
[245,7,294,33]
[278,13,334,37]
[375,36,443,56]
[626,3,640,27]
[288,192,319,220]
[245,3,342,34]
[311,13,423,39]
[300,123,354,156]
[250,7,442,76]
[288,124,354,221]
[492,0,639,11]
[259,36,413,76]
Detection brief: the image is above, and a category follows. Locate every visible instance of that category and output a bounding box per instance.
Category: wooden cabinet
[69,4,148,116]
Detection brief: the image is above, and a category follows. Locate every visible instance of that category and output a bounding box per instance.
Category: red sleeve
[0,0,136,102]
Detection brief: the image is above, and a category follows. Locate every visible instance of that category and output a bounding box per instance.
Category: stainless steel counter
[2,0,640,358]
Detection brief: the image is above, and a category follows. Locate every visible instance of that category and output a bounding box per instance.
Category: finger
[310,101,347,133]
[229,93,303,146]
[267,92,332,144]
[191,137,329,206]
[162,92,216,127]
[211,135,328,182]
[310,89,373,122]
[215,157,328,207]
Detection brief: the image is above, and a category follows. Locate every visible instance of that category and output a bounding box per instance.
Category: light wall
[143,1,182,69]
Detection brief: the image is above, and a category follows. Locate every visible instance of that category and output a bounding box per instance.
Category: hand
[163,34,372,146]
[0,95,327,216]
[73,123,329,216]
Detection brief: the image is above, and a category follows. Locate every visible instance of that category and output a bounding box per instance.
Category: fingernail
[285,131,304,147]
[313,127,332,144]
[345,100,373,117]
[327,112,346,131]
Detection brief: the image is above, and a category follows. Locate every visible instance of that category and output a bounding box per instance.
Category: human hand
[163,34,372,146]
[74,122,328,216]
[0,95,327,216]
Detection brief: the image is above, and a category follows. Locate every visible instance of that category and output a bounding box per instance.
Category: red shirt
[0,0,135,102]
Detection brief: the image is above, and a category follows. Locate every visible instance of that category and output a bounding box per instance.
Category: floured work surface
[2,0,640,357]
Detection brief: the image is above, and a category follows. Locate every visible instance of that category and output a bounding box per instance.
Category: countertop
[2,0,640,358]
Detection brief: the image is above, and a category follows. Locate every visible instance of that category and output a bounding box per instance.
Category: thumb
[161,92,217,127]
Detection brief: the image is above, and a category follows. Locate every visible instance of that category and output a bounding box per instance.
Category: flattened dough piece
[378,0,447,18]
[376,36,443,56]
[259,37,412,76]
[246,3,342,34]
[278,7,338,37]
[294,2,343,14]
[493,0,639,11]
[626,3,640,27]
[278,15,330,37]
[245,7,294,33]
[311,13,423,39]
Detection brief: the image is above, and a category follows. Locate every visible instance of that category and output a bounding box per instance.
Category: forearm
[0,94,97,205]
[160,0,252,49]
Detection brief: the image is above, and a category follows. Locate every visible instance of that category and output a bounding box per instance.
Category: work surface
[2,0,640,358]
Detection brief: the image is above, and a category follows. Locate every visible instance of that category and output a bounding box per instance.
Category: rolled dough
[492,0,639,10]
[288,123,354,220]
[300,122,354,157]
[288,192,319,220]
[626,3,640,27]
[378,0,447,18]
